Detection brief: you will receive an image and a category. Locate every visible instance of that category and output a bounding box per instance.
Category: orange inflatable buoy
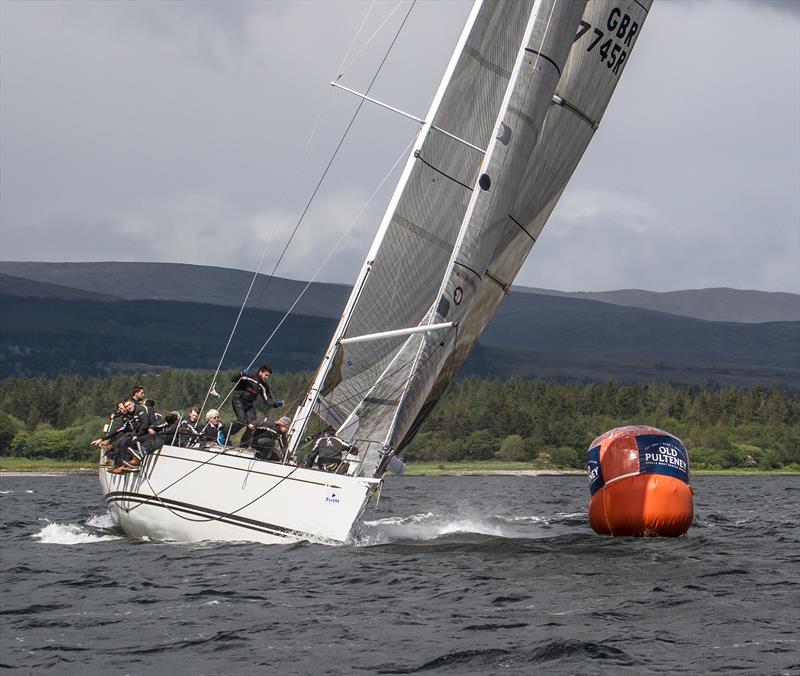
[587,425,693,537]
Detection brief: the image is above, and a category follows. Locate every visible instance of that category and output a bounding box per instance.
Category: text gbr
[574,6,641,76]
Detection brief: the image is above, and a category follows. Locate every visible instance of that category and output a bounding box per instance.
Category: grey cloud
[107,0,274,69]
[745,0,800,18]
[1,0,798,294]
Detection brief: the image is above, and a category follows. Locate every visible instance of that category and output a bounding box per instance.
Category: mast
[287,0,485,454]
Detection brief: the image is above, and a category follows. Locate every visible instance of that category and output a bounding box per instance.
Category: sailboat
[99,0,652,545]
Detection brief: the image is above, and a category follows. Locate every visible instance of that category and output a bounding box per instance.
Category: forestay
[290,0,652,476]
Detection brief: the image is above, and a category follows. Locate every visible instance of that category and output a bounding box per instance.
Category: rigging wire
[117,2,422,515]
[148,130,416,512]
[335,0,378,78]
[246,0,419,328]
[336,0,407,80]
[246,135,417,369]
[197,0,383,417]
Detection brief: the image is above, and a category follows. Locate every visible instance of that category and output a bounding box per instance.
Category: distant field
[1,458,796,476]
[0,458,97,473]
[401,461,799,477]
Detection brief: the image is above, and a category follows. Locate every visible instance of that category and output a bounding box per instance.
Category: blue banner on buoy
[635,434,689,483]
[587,445,604,496]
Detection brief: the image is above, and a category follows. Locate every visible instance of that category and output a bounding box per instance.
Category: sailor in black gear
[134,412,180,458]
[176,405,202,447]
[250,416,290,462]
[229,364,284,446]
[305,426,353,471]
[91,398,137,469]
[144,399,164,424]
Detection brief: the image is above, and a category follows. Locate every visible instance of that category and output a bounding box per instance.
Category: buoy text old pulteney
[586,425,694,537]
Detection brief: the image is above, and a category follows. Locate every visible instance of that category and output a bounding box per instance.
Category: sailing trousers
[230,394,258,445]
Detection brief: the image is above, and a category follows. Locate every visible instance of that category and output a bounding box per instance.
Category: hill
[1,293,797,389]
[514,285,800,323]
[0,273,121,302]
[2,261,798,323]
[0,261,348,318]
[0,295,334,377]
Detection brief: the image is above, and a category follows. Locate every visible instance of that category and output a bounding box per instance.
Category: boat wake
[355,509,584,546]
[32,512,122,545]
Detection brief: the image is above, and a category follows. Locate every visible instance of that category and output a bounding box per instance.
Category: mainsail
[289,0,652,476]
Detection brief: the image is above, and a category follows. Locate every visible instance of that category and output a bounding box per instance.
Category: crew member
[229,364,284,446]
[251,416,291,462]
[305,426,354,472]
[201,409,228,448]
[175,405,202,447]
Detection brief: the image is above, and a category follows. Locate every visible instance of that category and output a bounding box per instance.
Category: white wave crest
[86,512,116,530]
[33,522,122,545]
[358,511,512,544]
[362,512,436,527]
[495,514,549,524]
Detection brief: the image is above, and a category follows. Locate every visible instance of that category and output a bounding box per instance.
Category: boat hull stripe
[104,491,313,540]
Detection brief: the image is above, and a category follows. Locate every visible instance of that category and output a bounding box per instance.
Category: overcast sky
[1,0,798,293]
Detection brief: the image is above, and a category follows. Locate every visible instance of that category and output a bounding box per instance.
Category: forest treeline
[0,371,797,470]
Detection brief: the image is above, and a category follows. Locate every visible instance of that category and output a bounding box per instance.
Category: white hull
[99,445,379,545]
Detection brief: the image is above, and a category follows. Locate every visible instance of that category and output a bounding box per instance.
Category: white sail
[292,0,653,477]
[390,0,654,454]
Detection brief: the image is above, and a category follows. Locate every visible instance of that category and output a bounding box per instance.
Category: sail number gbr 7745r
[575,6,641,76]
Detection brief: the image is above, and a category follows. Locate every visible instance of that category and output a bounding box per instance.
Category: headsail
[290,0,652,476]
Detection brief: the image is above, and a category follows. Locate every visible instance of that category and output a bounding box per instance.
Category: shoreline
[0,469,99,477]
[1,468,796,478]
[0,468,585,477]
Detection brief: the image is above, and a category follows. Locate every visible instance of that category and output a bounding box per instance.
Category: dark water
[1,475,798,675]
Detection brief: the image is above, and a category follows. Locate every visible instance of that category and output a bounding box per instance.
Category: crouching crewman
[304,426,357,473]
[250,416,291,462]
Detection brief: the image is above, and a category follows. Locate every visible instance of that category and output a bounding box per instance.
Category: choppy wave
[3,474,798,675]
[32,521,121,545]
[85,512,116,530]
[356,509,571,546]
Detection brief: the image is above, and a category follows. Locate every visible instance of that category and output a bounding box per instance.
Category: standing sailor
[229,364,283,446]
